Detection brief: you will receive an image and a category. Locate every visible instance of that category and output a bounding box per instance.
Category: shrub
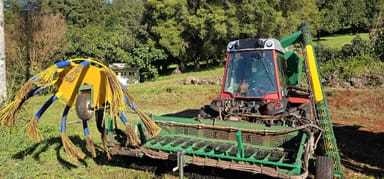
[371,27,384,60]
[340,35,372,57]
[320,55,384,80]
[316,44,340,63]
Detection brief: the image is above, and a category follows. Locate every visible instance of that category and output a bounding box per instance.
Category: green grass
[316,33,369,49]
[128,67,223,115]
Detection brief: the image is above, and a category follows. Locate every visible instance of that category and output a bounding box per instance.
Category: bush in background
[371,27,384,60]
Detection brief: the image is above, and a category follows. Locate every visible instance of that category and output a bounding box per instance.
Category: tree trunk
[24,10,31,81]
[194,57,200,71]
[0,1,7,101]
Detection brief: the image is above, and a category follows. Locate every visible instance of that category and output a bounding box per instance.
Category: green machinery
[110,24,342,178]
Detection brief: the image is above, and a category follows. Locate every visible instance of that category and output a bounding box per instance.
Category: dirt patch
[327,88,384,133]
[326,88,384,177]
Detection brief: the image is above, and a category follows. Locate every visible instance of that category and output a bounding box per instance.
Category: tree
[29,11,67,72]
[342,0,367,33]
[0,1,6,101]
[146,0,188,70]
[130,45,167,81]
[146,0,288,71]
[279,0,320,36]
[317,0,347,33]
[47,0,110,27]
[5,1,67,95]
[108,0,147,49]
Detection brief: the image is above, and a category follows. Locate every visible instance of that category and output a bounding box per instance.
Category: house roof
[108,63,138,70]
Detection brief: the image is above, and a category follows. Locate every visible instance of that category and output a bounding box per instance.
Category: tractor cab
[221,38,286,101]
[200,38,311,122]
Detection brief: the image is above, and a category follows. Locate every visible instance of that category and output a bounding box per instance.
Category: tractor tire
[75,92,94,120]
[316,156,333,179]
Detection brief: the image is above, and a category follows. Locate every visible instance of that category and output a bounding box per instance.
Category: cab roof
[227,38,285,53]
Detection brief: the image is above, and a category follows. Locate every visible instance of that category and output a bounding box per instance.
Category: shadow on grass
[12,135,99,169]
[333,124,384,177]
[162,109,200,118]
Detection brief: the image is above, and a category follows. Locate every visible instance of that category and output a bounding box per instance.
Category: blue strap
[55,61,71,68]
[60,106,70,133]
[25,87,46,99]
[80,61,90,67]
[34,95,58,119]
[129,103,137,110]
[82,120,90,136]
[119,112,128,124]
[124,96,137,110]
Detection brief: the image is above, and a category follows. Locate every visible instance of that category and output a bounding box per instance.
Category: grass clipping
[33,65,58,86]
[85,135,97,158]
[124,90,161,138]
[1,64,59,127]
[125,123,139,147]
[61,133,86,161]
[26,119,41,142]
[0,79,33,127]
[103,68,141,146]
[102,68,125,119]
[64,64,84,82]
[136,108,160,138]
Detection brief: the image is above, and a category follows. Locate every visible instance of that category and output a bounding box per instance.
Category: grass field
[316,33,369,49]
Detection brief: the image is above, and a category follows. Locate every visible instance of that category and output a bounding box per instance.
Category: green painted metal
[107,114,113,132]
[300,24,343,178]
[285,51,304,85]
[236,131,244,158]
[145,115,308,175]
[280,31,302,48]
[290,133,307,175]
[138,122,147,144]
[144,132,306,175]
[154,115,293,131]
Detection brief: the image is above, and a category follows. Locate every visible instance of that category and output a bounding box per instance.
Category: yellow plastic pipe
[305,45,323,102]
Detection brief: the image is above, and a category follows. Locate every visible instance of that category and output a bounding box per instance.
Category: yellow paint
[305,45,323,102]
[56,59,113,107]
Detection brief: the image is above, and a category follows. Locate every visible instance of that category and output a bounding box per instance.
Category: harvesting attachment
[0,58,160,161]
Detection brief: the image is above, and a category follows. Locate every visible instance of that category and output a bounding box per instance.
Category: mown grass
[316,33,369,49]
[128,67,223,115]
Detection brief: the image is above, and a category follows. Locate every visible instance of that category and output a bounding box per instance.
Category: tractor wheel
[75,92,94,120]
[316,156,333,179]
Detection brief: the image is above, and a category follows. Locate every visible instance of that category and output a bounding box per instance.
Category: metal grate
[242,132,264,145]
[203,129,230,140]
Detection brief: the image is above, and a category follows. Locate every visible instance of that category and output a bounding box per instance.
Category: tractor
[109,23,343,178]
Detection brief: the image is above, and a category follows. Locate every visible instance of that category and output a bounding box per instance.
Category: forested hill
[4,0,384,86]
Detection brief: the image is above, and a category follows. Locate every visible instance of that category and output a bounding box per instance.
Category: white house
[108,63,140,85]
